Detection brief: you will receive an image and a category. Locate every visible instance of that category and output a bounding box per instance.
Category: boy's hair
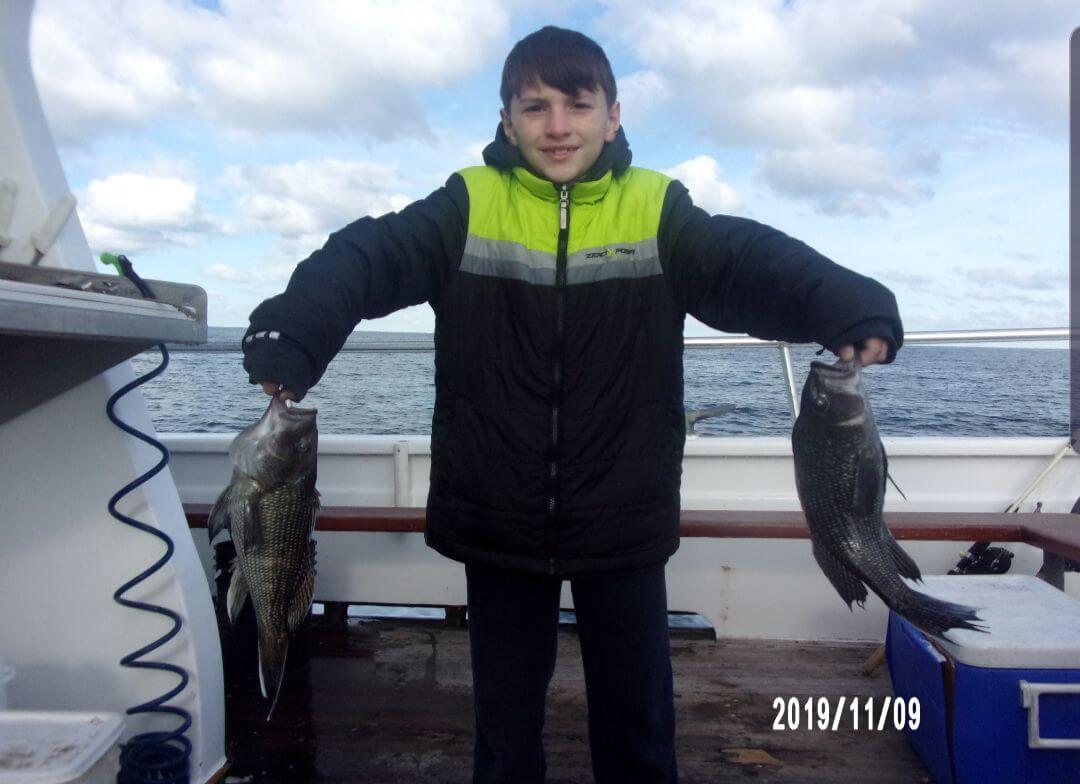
[500,26,618,109]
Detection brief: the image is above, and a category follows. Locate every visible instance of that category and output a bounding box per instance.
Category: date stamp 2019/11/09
[771,696,922,732]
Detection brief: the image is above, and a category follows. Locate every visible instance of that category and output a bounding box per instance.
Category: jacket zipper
[546,184,570,574]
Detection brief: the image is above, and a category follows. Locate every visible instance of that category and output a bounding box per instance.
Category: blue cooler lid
[914,575,1080,669]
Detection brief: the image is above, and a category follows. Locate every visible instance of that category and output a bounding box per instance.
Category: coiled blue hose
[104,257,193,782]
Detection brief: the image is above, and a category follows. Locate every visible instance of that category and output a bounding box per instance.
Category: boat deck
[218,613,932,783]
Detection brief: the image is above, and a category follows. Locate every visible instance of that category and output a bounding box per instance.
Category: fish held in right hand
[791,358,985,639]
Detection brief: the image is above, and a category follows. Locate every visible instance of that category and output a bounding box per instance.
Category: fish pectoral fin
[207,485,233,543]
[308,499,319,538]
[887,536,922,582]
[286,548,316,635]
[852,447,884,518]
[225,563,249,626]
[241,496,262,553]
[886,472,908,501]
[811,540,869,609]
[881,441,908,501]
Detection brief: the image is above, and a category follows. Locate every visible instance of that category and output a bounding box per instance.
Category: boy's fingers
[259,380,297,401]
[835,338,889,366]
[858,337,890,365]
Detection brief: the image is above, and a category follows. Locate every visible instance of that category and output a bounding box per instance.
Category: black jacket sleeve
[242,174,469,398]
[658,180,903,360]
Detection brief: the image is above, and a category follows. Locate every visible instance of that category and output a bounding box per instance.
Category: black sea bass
[209,393,320,718]
[792,358,984,638]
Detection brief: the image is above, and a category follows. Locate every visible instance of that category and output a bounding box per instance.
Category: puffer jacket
[243,125,903,577]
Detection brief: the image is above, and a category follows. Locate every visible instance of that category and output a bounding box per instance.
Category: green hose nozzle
[100,252,123,275]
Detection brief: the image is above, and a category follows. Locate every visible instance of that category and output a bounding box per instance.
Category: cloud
[916,300,1067,331]
[203,155,416,308]
[32,0,511,142]
[664,156,742,214]
[617,70,671,127]
[76,172,217,254]
[598,0,1073,213]
[206,156,417,296]
[883,271,937,293]
[30,1,209,143]
[224,158,413,239]
[953,265,1068,292]
[761,144,938,217]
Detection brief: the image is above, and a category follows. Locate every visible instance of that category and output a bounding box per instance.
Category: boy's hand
[260,380,297,401]
[837,337,890,366]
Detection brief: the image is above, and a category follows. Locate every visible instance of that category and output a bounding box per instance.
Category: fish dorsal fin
[852,445,883,518]
[207,483,233,542]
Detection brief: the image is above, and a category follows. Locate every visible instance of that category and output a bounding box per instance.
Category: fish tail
[896,589,987,638]
[257,629,290,721]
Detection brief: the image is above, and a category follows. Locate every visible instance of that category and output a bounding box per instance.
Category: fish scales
[234,481,316,631]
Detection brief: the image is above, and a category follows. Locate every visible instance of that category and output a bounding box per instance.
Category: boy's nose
[545,107,570,136]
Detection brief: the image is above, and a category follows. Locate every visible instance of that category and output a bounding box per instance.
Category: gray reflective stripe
[460,234,661,286]
[566,238,661,284]
[460,234,556,285]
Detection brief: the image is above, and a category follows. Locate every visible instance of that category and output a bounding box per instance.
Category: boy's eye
[574,103,592,110]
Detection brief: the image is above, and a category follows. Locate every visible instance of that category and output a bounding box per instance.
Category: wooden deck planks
[220,615,932,783]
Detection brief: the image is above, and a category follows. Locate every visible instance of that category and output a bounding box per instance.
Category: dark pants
[466,562,678,784]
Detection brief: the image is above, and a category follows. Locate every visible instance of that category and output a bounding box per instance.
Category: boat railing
[337,326,1070,422]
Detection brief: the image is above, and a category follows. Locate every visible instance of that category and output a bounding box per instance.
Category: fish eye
[813,396,829,412]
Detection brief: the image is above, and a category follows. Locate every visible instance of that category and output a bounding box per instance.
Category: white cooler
[0,712,123,784]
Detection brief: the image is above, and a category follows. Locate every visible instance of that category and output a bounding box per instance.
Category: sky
[27,0,1078,336]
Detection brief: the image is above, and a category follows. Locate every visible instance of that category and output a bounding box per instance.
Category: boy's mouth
[541,145,579,162]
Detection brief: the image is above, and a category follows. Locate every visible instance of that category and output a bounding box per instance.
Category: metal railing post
[779,342,799,420]
[393,440,410,507]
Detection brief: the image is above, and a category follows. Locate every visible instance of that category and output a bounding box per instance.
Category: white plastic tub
[0,712,122,784]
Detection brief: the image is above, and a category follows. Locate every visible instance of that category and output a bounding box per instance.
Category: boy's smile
[501,81,621,185]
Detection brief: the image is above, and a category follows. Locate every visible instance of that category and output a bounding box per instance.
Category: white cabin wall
[0,368,226,781]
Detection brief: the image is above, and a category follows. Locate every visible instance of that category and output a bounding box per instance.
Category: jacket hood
[481,123,633,182]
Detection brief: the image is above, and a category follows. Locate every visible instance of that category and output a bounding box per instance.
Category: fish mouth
[807,357,863,400]
[271,393,317,418]
[810,358,858,375]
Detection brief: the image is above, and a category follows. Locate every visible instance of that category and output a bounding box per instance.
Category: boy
[243,26,901,784]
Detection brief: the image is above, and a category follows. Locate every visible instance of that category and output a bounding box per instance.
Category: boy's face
[500,81,621,184]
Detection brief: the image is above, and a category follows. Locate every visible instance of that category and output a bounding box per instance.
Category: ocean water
[130,327,1069,437]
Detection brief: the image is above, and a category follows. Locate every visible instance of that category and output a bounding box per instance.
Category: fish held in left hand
[791,358,985,639]
[208,393,320,719]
